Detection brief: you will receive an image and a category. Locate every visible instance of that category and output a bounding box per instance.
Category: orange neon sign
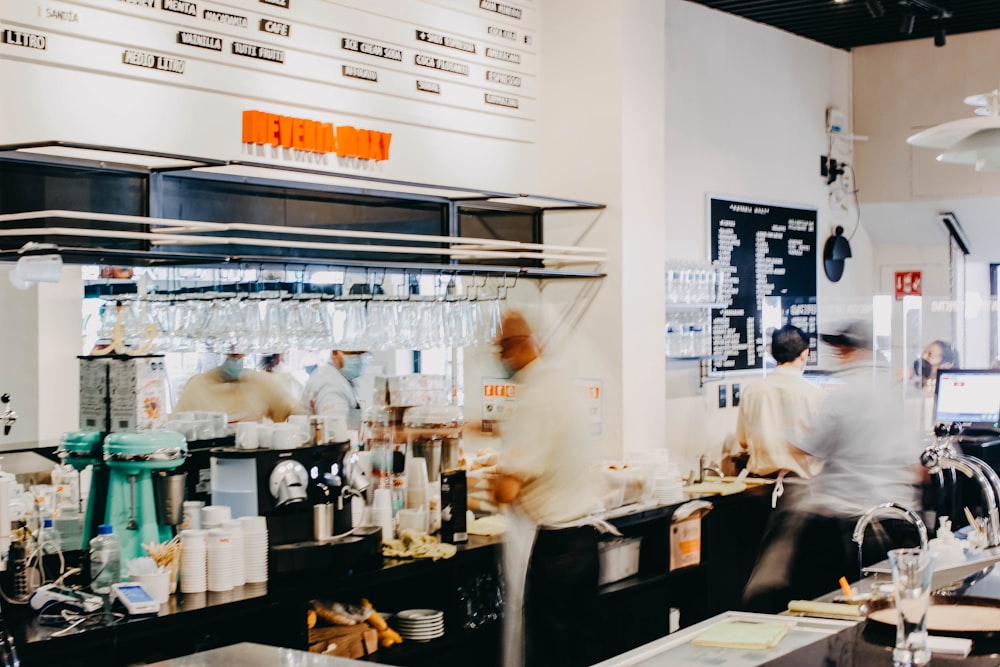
[241,110,392,161]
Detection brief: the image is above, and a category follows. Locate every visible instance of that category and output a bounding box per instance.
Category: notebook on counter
[692,620,789,650]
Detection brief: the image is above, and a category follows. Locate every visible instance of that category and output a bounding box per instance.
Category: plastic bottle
[37,517,61,556]
[89,524,120,594]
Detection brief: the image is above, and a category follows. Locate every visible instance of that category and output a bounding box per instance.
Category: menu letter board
[709,196,817,372]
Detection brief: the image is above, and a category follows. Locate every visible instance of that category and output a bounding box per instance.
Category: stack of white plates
[393,609,444,642]
[654,476,684,505]
[240,515,269,583]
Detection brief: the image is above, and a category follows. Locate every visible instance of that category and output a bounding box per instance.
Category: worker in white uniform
[491,310,602,667]
[302,349,369,431]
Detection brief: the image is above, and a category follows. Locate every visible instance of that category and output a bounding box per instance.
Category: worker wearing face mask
[302,349,370,432]
[173,353,306,424]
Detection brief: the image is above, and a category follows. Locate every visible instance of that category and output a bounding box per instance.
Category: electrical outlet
[718,384,727,409]
[732,383,741,407]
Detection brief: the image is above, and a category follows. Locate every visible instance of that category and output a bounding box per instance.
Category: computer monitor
[933,369,1000,430]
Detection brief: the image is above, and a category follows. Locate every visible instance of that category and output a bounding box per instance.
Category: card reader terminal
[109,583,160,616]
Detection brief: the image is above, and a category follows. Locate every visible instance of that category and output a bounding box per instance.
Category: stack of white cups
[202,505,232,529]
[240,515,269,583]
[404,458,430,534]
[222,519,245,587]
[182,501,204,530]
[371,488,394,542]
[180,529,208,594]
[207,528,234,592]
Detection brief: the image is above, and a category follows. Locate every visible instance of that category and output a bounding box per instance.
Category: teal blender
[103,431,187,561]
[57,430,107,549]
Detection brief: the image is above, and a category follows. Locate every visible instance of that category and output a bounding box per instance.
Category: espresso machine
[103,430,187,560]
[210,442,366,544]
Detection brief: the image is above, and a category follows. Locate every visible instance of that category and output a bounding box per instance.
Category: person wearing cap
[745,320,924,611]
[302,349,370,431]
[491,310,602,667]
[173,353,306,423]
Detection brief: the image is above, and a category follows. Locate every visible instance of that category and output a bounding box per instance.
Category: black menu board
[709,196,818,372]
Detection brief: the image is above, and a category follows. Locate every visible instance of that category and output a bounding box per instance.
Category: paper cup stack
[222,519,246,587]
[180,529,208,594]
[207,528,234,592]
[202,504,232,530]
[240,515,269,583]
[393,609,444,642]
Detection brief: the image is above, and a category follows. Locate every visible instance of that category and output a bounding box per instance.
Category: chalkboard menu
[709,196,818,372]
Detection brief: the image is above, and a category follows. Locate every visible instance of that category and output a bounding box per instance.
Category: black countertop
[3,488,772,666]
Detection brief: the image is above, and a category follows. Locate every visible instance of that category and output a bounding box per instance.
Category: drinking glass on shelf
[366,300,398,351]
[341,301,368,351]
[417,300,446,349]
[261,298,287,353]
[479,299,503,346]
[395,301,420,350]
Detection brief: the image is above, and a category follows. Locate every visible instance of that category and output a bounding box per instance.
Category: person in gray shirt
[744,320,925,612]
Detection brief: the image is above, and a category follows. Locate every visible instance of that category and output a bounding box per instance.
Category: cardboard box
[108,356,168,431]
[670,506,712,571]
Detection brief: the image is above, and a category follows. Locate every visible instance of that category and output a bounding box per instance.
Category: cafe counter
[3,485,776,666]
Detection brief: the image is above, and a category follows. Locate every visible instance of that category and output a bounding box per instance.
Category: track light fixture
[865,0,885,18]
[934,22,947,47]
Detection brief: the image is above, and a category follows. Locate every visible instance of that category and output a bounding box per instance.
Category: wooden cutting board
[869,604,1000,633]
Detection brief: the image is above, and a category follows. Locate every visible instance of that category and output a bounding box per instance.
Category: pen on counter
[838,576,853,598]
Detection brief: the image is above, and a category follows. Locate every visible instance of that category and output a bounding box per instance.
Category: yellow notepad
[692,620,789,650]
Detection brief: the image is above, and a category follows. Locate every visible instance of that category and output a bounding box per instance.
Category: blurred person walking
[491,310,602,667]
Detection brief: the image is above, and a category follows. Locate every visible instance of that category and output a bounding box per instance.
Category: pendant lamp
[823,226,852,283]
[908,90,1000,170]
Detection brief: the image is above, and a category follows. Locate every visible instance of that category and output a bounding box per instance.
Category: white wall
[0,266,82,448]
[661,1,858,472]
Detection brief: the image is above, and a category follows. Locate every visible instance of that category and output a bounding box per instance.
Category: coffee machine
[103,430,187,560]
[210,442,366,545]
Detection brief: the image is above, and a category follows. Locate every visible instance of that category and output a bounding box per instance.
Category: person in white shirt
[730,324,825,481]
[173,353,304,424]
[491,310,601,667]
[301,349,369,431]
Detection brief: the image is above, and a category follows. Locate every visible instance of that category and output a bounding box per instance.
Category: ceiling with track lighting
[683,0,1000,51]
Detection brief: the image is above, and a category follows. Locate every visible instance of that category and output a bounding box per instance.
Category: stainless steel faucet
[921,439,1000,547]
[0,394,15,437]
[852,501,929,550]
[698,454,724,484]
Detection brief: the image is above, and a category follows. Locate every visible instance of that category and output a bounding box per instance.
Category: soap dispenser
[928,516,966,567]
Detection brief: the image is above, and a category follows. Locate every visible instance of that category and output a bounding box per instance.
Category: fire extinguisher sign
[894,271,922,300]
